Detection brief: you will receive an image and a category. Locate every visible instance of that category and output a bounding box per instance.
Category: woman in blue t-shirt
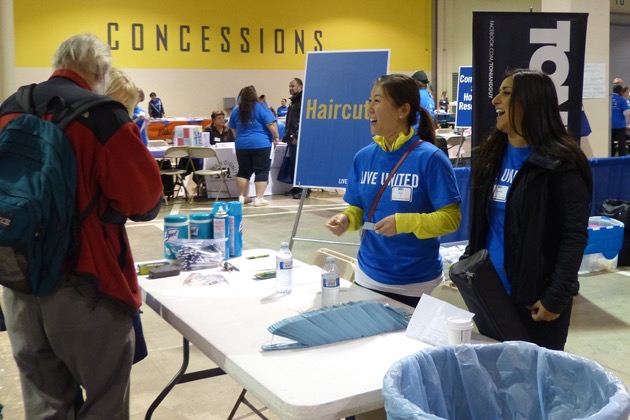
[132,88,149,146]
[465,69,592,350]
[325,74,462,308]
[228,85,281,206]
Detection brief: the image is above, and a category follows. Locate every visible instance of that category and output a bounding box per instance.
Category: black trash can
[383,342,630,419]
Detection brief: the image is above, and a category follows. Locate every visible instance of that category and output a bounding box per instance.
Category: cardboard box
[173,125,202,146]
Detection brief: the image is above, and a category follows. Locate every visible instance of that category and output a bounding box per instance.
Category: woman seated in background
[203,110,234,144]
[228,85,281,206]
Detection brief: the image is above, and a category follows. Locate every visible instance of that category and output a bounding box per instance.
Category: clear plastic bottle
[321,256,341,307]
[275,242,293,294]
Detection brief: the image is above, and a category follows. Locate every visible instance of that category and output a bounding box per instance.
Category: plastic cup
[446,316,473,345]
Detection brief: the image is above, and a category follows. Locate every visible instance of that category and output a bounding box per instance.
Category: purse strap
[366,139,422,223]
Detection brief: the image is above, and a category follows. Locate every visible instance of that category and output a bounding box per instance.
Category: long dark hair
[237,85,257,124]
[474,68,591,190]
[375,74,436,144]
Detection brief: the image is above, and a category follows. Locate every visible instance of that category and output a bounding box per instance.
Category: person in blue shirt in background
[269,107,286,138]
[611,83,629,156]
[411,70,436,117]
[133,88,149,146]
[229,85,281,206]
[277,98,288,117]
[148,92,165,118]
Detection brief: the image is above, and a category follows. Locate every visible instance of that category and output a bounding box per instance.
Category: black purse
[277,145,293,184]
[600,199,630,227]
[600,199,630,266]
[449,249,531,342]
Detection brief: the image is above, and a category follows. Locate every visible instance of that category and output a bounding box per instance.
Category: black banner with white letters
[472,12,588,149]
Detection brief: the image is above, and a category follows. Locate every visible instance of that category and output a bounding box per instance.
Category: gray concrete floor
[1,190,629,419]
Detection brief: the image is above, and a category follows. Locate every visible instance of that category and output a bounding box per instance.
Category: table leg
[227,388,269,420]
[145,337,226,419]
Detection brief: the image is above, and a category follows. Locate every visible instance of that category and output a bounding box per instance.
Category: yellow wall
[15,0,432,71]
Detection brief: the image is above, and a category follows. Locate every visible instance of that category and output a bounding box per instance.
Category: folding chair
[310,248,357,282]
[158,146,190,204]
[186,146,230,202]
[445,134,466,167]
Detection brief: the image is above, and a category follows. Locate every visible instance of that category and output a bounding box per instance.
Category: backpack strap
[15,83,120,130]
[366,139,423,223]
[15,84,36,114]
[56,96,119,130]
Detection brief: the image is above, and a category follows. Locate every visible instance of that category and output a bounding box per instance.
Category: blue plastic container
[164,214,189,259]
[227,201,243,258]
[584,216,624,258]
[189,212,212,239]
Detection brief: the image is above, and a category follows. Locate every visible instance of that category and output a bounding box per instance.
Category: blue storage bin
[585,216,624,259]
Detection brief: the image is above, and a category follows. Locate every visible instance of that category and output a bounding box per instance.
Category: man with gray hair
[0,33,163,418]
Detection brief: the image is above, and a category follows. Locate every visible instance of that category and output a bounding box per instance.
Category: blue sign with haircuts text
[455,66,473,129]
[294,50,390,189]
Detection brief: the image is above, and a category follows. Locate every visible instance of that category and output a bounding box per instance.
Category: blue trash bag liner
[383,341,630,420]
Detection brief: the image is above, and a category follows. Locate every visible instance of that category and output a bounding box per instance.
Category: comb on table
[262,301,410,351]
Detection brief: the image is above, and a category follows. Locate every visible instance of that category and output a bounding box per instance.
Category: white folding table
[138,249,432,419]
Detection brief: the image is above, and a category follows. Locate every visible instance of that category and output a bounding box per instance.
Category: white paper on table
[201,132,211,147]
[405,294,474,346]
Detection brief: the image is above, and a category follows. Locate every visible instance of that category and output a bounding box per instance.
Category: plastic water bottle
[276,242,293,294]
[321,256,341,307]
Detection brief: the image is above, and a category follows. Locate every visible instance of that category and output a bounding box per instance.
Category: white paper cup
[446,316,473,345]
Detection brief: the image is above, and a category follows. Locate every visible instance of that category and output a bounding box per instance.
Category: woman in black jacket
[466,69,592,350]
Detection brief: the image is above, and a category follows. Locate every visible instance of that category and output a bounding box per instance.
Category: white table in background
[203,142,290,199]
[148,143,292,199]
[148,145,168,159]
[139,249,430,419]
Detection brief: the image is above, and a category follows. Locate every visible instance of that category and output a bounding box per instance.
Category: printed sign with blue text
[294,50,390,189]
[455,66,473,128]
